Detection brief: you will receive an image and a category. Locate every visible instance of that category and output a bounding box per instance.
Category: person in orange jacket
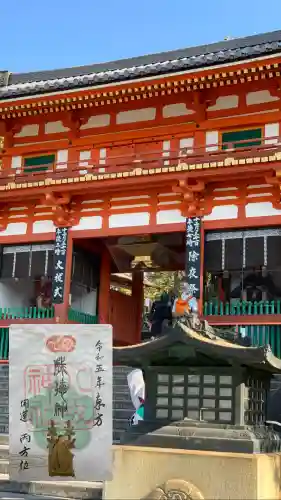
[172,281,198,317]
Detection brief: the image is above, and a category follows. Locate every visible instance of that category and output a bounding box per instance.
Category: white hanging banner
[9,324,112,482]
[127,369,145,426]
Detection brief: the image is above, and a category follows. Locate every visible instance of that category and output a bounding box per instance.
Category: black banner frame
[52,227,69,304]
[185,217,202,299]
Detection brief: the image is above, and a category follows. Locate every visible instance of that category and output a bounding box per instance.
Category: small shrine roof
[2,30,281,99]
[113,322,281,373]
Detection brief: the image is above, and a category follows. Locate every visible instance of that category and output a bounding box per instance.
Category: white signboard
[9,324,112,482]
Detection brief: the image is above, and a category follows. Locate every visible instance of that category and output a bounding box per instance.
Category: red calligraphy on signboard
[45,335,76,353]
[24,365,54,397]
[24,363,94,398]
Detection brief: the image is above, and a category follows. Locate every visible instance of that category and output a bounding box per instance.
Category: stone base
[0,476,102,499]
[104,445,281,500]
[121,420,281,454]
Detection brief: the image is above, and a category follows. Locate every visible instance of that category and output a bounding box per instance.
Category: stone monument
[104,320,281,500]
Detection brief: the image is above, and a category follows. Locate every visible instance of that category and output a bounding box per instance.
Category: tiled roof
[2,30,281,100]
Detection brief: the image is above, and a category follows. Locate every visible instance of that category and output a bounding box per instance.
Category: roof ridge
[10,29,281,82]
[2,29,281,100]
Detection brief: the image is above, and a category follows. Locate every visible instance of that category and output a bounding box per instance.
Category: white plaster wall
[208,95,239,111]
[81,199,103,203]
[56,149,68,169]
[9,207,27,212]
[116,108,156,125]
[45,121,70,134]
[32,221,56,234]
[71,216,103,231]
[71,286,97,316]
[109,213,150,228]
[0,223,27,237]
[156,209,185,225]
[206,131,219,152]
[0,280,34,309]
[264,123,279,144]
[80,115,110,129]
[179,137,194,153]
[79,151,91,172]
[14,124,39,138]
[111,203,149,210]
[245,202,281,217]
[162,140,170,165]
[79,151,91,162]
[246,90,279,105]
[111,195,149,201]
[203,205,238,220]
[99,148,106,170]
[11,156,22,169]
[162,103,194,118]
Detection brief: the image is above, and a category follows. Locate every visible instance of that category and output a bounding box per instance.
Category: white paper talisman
[9,324,112,482]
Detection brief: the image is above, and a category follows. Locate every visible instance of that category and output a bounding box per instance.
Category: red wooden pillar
[54,234,73,323]
[98,249,111,324]
[1,154,10,170]
[132,271,143,344]
[193,129,206,152]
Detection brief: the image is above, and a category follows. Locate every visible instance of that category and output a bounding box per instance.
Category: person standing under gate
[148,292,173,336]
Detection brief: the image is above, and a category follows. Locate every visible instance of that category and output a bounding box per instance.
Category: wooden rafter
[1,59,281,119]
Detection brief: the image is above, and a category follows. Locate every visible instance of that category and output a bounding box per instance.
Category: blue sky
[2,0,281,73]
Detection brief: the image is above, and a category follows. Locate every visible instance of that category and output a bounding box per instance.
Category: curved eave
[113,324,281,373]
[2,36,281,100]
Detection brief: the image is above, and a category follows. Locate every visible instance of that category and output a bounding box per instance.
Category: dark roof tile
[1,30,281,99]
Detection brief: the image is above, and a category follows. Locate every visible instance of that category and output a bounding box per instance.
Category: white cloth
[127,369,145,426]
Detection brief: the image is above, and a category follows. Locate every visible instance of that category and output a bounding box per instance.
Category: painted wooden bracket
[172,178,207,217]
[44,191,80,228]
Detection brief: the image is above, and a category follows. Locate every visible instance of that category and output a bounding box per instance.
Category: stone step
[0,445,8,459]
[113,418,130,431]
[0,436,8,446]
[0,475,103,499]
[113,387,132,396]
[113,366,133,372]
[113,400,134,410]
[0,493,69,500]
[113,408,134,419]
[113,373,131,379]
[113,373,130,381]
[113,381,129,388]
[0,460,8,475]
[113,387,130,395]
[113,429,126,442]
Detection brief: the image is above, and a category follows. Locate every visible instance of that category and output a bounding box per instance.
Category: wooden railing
[1,135,280,187]
[0,310,98,360]
[0,329,8,360]
[0,306,97,322]
[0,306,54,319]
[67,308,98,324]
[204,300,281,316]
[218,325,281,359]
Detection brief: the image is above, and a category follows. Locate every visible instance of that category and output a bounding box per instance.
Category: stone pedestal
[121,420,281,453]
[111,322,281,499]
[104,445,281,500]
